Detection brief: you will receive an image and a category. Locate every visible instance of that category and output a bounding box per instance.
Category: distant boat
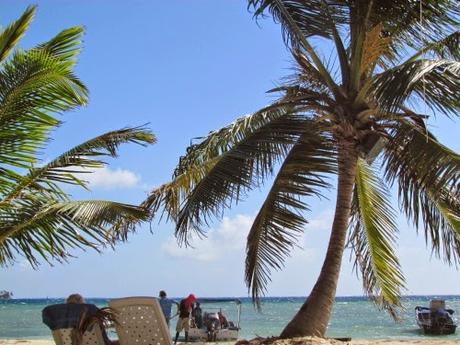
[415,299,457,335]
[0,290,12,300]
[187,298,241,342]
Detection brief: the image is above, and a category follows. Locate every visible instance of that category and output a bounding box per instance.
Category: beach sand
[354,342,460,345]
[0,338,459,345]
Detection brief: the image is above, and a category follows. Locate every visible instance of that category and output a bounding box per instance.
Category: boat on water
[187,298,241,342]
[415,300,457,335]
[0,290,12,300]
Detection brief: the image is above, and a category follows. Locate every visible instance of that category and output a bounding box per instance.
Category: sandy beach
[0,338,459,345]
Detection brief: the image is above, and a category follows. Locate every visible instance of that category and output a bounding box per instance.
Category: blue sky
[0,1,459,299]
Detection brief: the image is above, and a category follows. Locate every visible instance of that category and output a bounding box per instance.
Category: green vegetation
[0,6,155,268]
[140,0,460,338]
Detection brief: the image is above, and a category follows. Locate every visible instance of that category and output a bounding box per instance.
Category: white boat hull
[188,327,239,341]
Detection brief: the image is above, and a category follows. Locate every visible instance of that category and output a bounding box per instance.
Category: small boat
[0,291,12,300]
[415,300,457,335]
[188,298,241,342]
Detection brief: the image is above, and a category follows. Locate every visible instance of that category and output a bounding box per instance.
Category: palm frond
[145,158,218,219]
[145,105,289,218]
[75,307,118,345]
[0,5,36,63]
[248,0,347,41]
[0,200,149,268]
[383,121,460,264]
[131,106,295,241]
[0,49,89,169]
[2,126,155,203]
[245,128,335,306]
[407,31,460,63]
[248,1,460,48]
[349,158,405,318]
[175,114,313,245]
[377,0,459,56]
[0,9,155,269]
[347,1,372,90]
[426,191,460,264]
[174,104,292,178]
[2,49,88,108]
[385,121,460,197]
[110,155,219,242]
[248,0,340,96]
[368,59,460,116]
[35,26,84,63]
[287,50,336,97]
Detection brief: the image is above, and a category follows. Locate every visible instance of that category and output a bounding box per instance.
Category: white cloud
[161,214,252,262]
[161,212,320,266]
[80,167,141,190]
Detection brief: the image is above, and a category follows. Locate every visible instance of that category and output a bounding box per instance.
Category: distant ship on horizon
[0,290,12,300]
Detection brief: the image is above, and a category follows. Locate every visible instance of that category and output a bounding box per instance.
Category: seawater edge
[0,296,459,340]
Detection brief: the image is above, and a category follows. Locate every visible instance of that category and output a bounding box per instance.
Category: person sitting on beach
[66,293,86,304]
[42,293,118,345]
[158,290,178,327]
[174,293,197,345]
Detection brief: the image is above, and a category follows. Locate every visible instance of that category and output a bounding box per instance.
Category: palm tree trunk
[280,140,358,338]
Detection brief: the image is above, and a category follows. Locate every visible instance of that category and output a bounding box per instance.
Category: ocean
[0,296,459,340]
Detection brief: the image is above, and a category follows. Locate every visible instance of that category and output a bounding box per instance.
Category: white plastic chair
[109,297,172,345]
[51,326,106,345]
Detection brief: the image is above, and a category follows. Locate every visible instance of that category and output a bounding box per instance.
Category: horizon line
[6,294,460,300]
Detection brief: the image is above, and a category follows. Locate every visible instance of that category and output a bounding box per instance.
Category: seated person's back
[43,303,100,331]
[42,303,114,345]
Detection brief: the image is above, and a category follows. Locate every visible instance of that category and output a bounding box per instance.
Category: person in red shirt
[174,294,197,344]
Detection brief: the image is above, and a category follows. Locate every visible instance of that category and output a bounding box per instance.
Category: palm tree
[138,0,460,338]
[0,6,155,268]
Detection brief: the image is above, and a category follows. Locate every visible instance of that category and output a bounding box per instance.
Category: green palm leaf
[175,114,316,244]
[174,104,292,178]
[384,122,460,263]
[145,104,293,220]
[0,200,149,267]
[0,5,35,63]
[142,99,330,236]
[0,7,155,268]
[2,126,155,203]
[36,26,84,63]
[143,158,218,221]
[426,191,460,264]
[246,128,335,306]
[0,49,89,170]
[349,158,405,318]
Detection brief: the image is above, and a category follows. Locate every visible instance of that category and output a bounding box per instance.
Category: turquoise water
[0,296,459,340]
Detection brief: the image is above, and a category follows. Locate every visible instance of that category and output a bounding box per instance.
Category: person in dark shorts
[174,294,197,344]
